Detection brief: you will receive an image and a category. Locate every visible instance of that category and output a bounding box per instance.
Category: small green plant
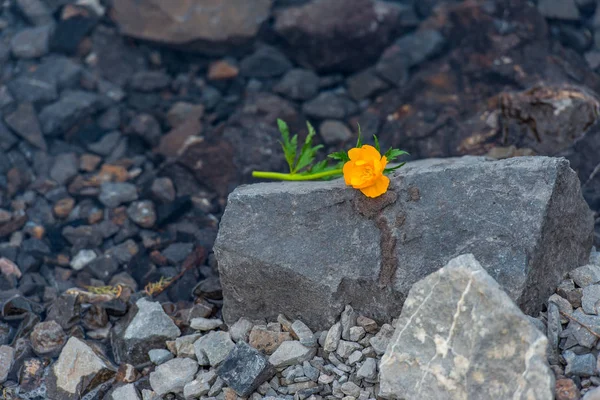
[252,119,409,198]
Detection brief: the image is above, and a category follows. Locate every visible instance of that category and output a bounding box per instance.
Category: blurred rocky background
[0,0,599,398]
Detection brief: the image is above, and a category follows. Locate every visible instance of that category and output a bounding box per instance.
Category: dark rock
[88,131,122,156]
[50,10,98,55]
[113,0,273,54]
[50,153,78,185]
[86,255,119,282]
[217,341,276,397]
[176,138,237,197]
[0,86,15,110]
[45,294,80,330]
[99,182,138,208]
[273,68,320,101]
[378,254,554,399]
[15,0,53,25]
[376,29,446,86]
[240,46,293,79]
[127,200,156,228]
[39,90,102,136]
[30,320,66,357]
[150,177,176,204]
[0,121,18,151]
[4,103,46,151]
[11,24,53,59]
[564,351,596,377]
[111,298,181,364]
[129,70,171,92]
[303,92,358,120]
[7,75,58,105]
[46,337,115,400]
[346,68,388,100]
[274,0,401,72]
[558,25,592,52]
[193,277,222,300]
[128,113,162,147]
[319,120,353,144]
[215,156,593,329]
[162,243,193,265]
[538,0,580,20]
[62,225,103,249]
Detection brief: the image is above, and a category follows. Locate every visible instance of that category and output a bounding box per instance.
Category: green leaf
[356,123,363,148]
[309,159,329,174]
[328,151,350,162]
[373,134,380,152]
[277,119,297,173]
[294,121,322,173]
[384,148,409,161]
[384,162,406,174]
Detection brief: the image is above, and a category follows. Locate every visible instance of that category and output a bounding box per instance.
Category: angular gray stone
[47,337,115,400]
[215,156,593,329]
[565,309,600,348]
[340,305,357,341]
[216,341,276,396]
[324,322,342,353]
[547,302,561,365]
[583,285,600,315]
[99,182,138,208]
[230,317,254,343]
[369,323,394,356]
[183,370,216,399]
[378,254,554,400]
[191,317,223,331]
[148,349,173,365]
[356,357,377,380]
[175,334,201,358]
[11,25,53,59]
[111,298,181,364]
[564,350,596,377]
[149,357,198,395]
[111,383,141,400]
[39,90,101,135]
[570,264,600,287]
[194,331,235,367]
[269,341,317,368]
[0,345,14,383]
[336,340,361,359]
[291,320,316,348]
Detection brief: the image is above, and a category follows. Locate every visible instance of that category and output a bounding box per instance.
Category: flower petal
[360,145,383,161]
[360,175,390,198]
[343,161,355,185]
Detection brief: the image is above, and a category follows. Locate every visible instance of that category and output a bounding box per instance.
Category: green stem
[252,169,343,181]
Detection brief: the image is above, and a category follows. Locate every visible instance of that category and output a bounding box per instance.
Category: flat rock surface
[378,254,554,399]
[215,156,593,329]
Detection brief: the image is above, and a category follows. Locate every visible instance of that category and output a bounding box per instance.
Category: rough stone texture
[378,254,554,399]
[268,341,316,368]
[194,331,235,367]
[113,0,273,54]
[215,156,593,329]
[111,383,141,400]
[274,0,401,72]
[46,337,115,400]
[216,341,276,396]
[111,298,181,364]
[0,345,14,383]
[149,357,198,395]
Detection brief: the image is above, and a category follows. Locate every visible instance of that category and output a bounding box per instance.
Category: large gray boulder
[378,254,554,399]
[214,156,593,329]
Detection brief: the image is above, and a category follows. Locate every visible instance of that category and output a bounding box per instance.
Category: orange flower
[342,145,390,198]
